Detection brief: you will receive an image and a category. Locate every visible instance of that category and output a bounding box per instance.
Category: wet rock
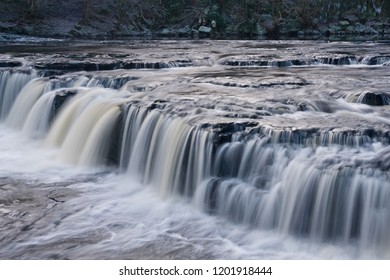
[358,92,390,106]
[35,59,195,73]
[107,109,125,167]
[317,56,356,65]
[35,61,120,72]
[50,89,78,121]
[0,179,80,258]
[201,122,258,144]
[0,61,22,68]
[363,56,390,65]
[314,100,335,113]
[297,103,307,111]
[149,99,167,110]
[122,61,167,69]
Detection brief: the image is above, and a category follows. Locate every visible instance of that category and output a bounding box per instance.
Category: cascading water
[1,40,390,259]
[195,141,390,254]
[0,70,36,120]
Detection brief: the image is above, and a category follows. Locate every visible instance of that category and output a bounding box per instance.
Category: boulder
[178,26,191,36]
[354,23,366,33]
[328,23,341,34]
[363,26,379,34]
[358,92,390,106]
[50,89,78,122]
[344,14,359,23]
[339,21,350,30]
[318,24,330,35]
[160,28,176,37]
[199,26,212,33]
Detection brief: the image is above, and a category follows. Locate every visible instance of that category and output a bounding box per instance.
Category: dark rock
[122,61,167,69]
[106,109,124,167]
[314,100,334,113]
[149,99,167,110]
[318,56,356,65]
[34,61,120,72]
[297,103,307,111]
[50,89,78,122]
[363,56,390,65]
[69,29,81,37]
[0,61,22,68]
[358,92,390,106]
[339,20,350,29]
[201,122,258,144]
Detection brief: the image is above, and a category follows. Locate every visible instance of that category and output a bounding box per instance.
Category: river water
[0,39,390,259]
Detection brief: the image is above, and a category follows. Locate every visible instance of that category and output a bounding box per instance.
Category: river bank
[1,1,390,40]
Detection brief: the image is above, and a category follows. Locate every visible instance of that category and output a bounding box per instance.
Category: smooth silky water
[0,39,390,259]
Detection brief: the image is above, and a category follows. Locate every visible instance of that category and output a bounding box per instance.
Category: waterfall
[195,140,390,254]
[0,70,36,120]
[1,59,390,258]
[5,78,47,129]
[44,88,123,166]
[119,105,150,170]
[124,109,213,198]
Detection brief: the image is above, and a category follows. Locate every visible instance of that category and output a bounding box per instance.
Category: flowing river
[0,38,390,259]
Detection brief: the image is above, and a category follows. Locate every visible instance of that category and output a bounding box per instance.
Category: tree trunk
[382,0,390,17]
[26,0,38,16]
[83,0,90,20]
